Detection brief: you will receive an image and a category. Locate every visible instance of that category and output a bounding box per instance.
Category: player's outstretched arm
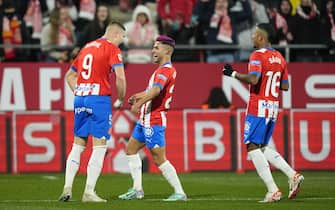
[222,63,259,85]
[130,86,160,114]
[65,69,77,92]
[128,91,147,105]
[114,66,127,108]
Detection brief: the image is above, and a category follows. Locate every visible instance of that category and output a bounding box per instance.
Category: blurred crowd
[0,0,334,63]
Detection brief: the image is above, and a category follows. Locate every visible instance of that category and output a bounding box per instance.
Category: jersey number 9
[81,54,93,80]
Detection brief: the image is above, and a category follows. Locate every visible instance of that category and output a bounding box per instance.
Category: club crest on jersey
[144,127,154,138]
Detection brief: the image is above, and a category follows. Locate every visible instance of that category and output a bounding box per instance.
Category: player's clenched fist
[222,63,237,78]
[113,99,123,109]
[128,95,136,105]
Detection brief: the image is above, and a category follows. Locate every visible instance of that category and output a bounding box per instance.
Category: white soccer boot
[82,191,107,202]
[258,190,282,203]
[58,187,72,202]
[288,172,304,199]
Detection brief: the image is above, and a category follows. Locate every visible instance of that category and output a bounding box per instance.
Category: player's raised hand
[222,63,237,78]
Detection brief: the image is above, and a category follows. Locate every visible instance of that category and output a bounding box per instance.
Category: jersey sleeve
[281,58,289,84]
[153,67,171,90]
[70,56,79,72]
[248,52,262,77]
[109,47,124,71]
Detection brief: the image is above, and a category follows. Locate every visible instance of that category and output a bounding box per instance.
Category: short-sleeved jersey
[70,38,123,96]
[246,47,289,119]
[139,62,176,127]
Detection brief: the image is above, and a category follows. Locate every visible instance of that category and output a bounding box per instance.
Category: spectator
[54,0,78,24]
[158,0,195,35]
[10,0,46,21]
[206,0,238,63]
[251,0,269,25]
[230,0,253,61]
[202,86,235,110]
[320,0,335,61]
[278,0,296,43]
[74,3,110,52]
[23,0,48,61]
[76,0,96,34]
[157,0,196,61]
[41,7,76,62]
[193,0,215,45]
[143,0,158,22]
[109,0,133,24]
[0,1,30,62]
[294,0,321,61]
[24,0,42,39]
[124,4,158,63]
[238,0,269,61]
[291,0,301,15]
[268,5,292,45]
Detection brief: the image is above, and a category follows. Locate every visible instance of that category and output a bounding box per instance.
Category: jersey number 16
[264,71,281,98]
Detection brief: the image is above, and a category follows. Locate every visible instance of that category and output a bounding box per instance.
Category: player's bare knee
[125,146,137,155]
[152,154,165,166]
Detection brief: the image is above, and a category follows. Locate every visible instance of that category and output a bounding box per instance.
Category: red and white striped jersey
[70,38,123,96]
[246,47,289,119]
[139,62,176,127]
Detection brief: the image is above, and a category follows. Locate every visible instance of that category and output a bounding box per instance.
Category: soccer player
[118,35,187,201]
[58,21,127,202]
[222,23,304,203]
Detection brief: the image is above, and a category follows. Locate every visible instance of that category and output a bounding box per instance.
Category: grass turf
[0,171,334,210]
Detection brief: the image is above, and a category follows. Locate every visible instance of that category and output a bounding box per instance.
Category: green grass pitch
[0,171,334,210]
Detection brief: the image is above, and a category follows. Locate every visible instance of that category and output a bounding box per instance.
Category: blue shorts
[73,95,112,139]
[131,123,166,148]
[243,115,276,145]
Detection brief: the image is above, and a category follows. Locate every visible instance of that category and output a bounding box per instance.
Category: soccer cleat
[118,188,144,200]
[163,193,187,201]
[58,187,72,202]
[288,172,304,199]
[82,191,107,202]
[258,190,282,203]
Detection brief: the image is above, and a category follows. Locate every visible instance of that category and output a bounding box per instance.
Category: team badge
[144,127,154,138]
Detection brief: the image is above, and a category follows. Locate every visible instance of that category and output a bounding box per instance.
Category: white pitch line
[1,197,335,203]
